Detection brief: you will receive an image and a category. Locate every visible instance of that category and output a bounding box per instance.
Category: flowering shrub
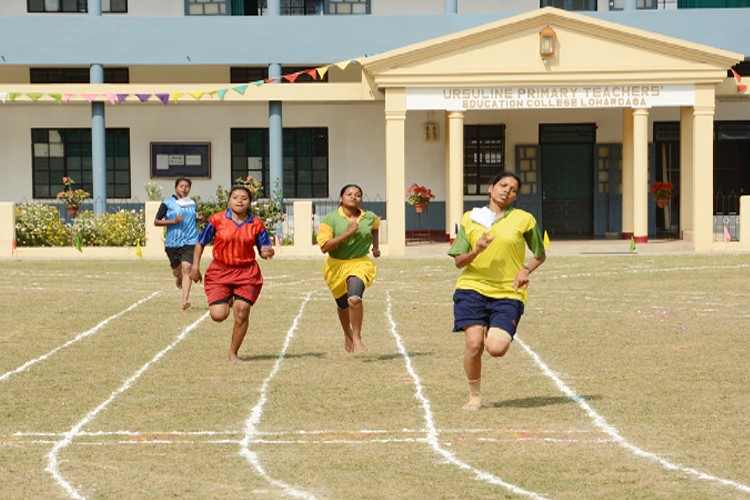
[71,210,145,246]
[144,181,163,202]
[406,183,435,205]
[56,177,90,210]
[15,203,145,247]
[15,203,69,247]
[650,181,674,200]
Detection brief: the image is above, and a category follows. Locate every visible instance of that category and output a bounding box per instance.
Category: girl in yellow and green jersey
[317,184,381,354]
[448,171,546,410]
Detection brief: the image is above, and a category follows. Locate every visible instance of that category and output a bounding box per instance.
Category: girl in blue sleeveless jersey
[154,177,199,310]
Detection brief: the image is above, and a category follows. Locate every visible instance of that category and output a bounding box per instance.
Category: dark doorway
[540,124,596,238]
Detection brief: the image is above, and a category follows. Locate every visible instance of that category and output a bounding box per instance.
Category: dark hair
[174,176,192,188]
[489,171,522,191]
[339,184,363,198]
[229,184,253,201]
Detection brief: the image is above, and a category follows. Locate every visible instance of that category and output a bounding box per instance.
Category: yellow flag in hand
[543,230,550,249]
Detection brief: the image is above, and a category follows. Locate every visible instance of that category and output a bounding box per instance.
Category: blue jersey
[161,196,198,248]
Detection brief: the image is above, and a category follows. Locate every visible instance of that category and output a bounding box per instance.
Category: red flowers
[406,183,435,205]
[650,181,674,200]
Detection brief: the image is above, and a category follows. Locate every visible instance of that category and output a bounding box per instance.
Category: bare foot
[228,352,243,363]
[352,338,368,353]
[344,331,354,353]
[182,301,191,310]
[461,396,483,411]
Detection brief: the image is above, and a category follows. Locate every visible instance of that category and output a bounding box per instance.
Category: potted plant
[406,183,435,213]
[650,181,674,209]
[56,176,90,216]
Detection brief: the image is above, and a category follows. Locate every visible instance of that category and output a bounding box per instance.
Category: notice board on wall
[150,142,211,178]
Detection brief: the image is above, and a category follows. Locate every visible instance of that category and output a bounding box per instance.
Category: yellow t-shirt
[448,207,544,302]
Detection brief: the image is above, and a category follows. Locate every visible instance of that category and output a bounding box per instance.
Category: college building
[1,0,750,255]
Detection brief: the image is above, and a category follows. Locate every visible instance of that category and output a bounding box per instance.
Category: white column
[692,84,716,252]
[621,109,634,240]
[0,202,15,257]
[447,111,464,242]
[633,108,650,243]
[679,106,694,240]
[385,89,407,256]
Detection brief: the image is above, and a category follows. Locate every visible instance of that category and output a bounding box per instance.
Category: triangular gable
[362,7,743,88]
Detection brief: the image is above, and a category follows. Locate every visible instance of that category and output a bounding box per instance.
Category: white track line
[385,291,547,500]
[45,311,210,500]
[516,337,750,495]
[239,292,315,500]
[0,292,160,383]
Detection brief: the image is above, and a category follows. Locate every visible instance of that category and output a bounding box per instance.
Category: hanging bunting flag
[305,68,318,80]
[251,79,264,87]
[136,240,143,259]
[136,94,152,102]
[724,225,732,242]
[171,92,184,102]
[26,92,43,101]
[354,57,365,65]
[629,235,636,253]
[283,72,301,83]
[731,68,747,93]
[0,92,6,103]
[104,93,117,105]
[543,230,550,249]
[335,60,352,70]
[317,66,329,79]
[8,93,20,102]
[156,93,170,105]
[63,93,73,103]
[216,88,228,101]
[189,91,204,100]
[116,94,128,103]
[232,84,249,95]
[82,94,97,103]
[49,93,63,104]
[264,77,279,84]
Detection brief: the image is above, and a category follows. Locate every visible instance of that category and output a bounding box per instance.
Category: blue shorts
[452,289,524,337]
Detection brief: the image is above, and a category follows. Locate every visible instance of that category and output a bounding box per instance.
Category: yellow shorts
[322,256,376,298]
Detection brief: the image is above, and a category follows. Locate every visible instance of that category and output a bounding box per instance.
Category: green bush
[14,203,70,247]
[71,209,145,246]
[15,203,145,247]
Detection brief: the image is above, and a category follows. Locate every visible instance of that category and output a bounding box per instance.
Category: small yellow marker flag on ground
[543,230,550,249]
[136,241,143,259]
[629,235,636,252]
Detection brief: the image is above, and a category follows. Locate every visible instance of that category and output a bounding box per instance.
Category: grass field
[1,253,749,499]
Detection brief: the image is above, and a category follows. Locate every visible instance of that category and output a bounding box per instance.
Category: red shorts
[203,260,263,305]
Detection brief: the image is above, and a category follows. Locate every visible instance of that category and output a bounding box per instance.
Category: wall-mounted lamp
[539,25,556,63]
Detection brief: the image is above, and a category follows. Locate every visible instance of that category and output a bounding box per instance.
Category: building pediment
[362,7,743,89]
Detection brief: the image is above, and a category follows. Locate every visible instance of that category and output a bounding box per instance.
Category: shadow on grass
[486,394,602,409]
[362,351,434,362]
[240,351,328,362]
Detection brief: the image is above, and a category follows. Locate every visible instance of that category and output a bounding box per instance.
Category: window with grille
[31,128,131,199]
[30,68,129,84]
[463,125,505,196]
[231,128,329,198]
[609,0,656,9]
[540,0,597,10]
[28,0,127,13]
